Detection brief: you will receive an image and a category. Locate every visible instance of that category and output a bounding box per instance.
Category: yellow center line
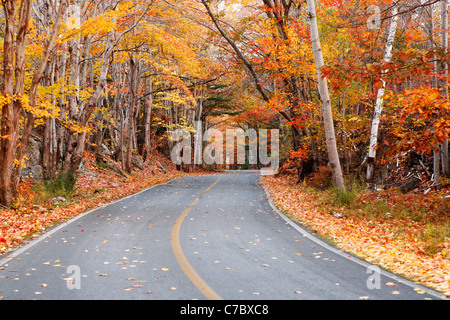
[170,176,223,300]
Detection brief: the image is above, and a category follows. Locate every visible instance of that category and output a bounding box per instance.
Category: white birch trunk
[306,0,346,190]
[442,0,450,177]
[367,4,399,181]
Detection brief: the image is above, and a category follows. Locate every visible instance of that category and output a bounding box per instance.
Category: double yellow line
[170,176,223,300]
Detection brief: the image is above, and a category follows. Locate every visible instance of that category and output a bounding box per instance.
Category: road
[0,172,444,300]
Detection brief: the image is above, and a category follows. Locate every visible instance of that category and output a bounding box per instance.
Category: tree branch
[201,0,270,102]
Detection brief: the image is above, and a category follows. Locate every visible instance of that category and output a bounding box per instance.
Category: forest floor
[261,174,450,296]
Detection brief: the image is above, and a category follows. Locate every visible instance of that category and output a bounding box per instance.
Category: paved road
[0,172,444,300]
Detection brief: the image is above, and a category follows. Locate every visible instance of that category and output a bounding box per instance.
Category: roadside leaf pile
[261,175,450,296]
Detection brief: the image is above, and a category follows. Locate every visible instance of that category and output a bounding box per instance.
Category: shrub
[305,166,333,190]
[332,187,357,208]
[32,170,78,205]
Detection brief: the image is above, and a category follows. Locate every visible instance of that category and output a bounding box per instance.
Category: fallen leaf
[386,282,396,287]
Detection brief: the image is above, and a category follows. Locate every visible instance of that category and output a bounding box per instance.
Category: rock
[154,160,167,173]
[26,138,42,168]
[81,169,98,177]
[132,156,144,170]
[51,196,66,205]
[331,212,343,218]
[21,165,43,180]
[21,138,43,180]
[107,161,128,178]
[101,144,112,156]
[399,175,421,193]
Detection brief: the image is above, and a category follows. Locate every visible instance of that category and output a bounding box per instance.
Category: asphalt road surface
[0,172,445,300]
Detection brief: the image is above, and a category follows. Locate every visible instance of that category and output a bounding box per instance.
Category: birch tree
[305,0,346,190]
[442,0,449,177]
[366,2,399,182]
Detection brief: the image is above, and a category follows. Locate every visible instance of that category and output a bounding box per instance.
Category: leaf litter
[0,152,197,255]
[261,175,450,296]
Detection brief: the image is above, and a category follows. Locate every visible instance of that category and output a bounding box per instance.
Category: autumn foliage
[0,0,449,297]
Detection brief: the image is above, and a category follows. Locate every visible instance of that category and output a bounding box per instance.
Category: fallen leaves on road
[261,175,450,296]
[0,152,200,255]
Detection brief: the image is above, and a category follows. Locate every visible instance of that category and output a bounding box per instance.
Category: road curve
[0,172,444,300]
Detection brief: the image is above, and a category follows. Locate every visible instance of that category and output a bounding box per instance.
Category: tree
[442,0,449,177]
[366,1,399,182]
[0,0,68,206]
[306,0,346,190]
[62,1,152,175]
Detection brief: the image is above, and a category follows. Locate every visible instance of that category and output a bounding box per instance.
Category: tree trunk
[193,95,204,172]
[63,5,151,175]
[442,0,450,177]
[366,3,399,181]
[94,101,105,164]
[0,0,35,204]
[143,77,153,162]
[0,0,21,206]
[42,59,56,180]
[125,55,139,173]
[62,28,82,173]
[63,34,114,174]
[306,0,346,191]
[427,3,442,186]
[10,0,68,195]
